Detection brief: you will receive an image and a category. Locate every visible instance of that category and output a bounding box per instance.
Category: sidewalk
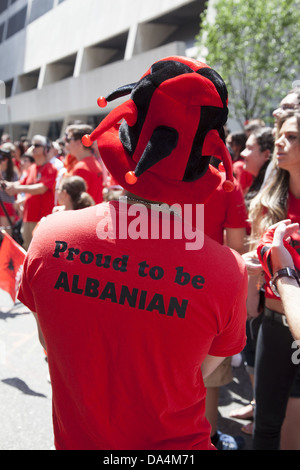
[218,358,253,450]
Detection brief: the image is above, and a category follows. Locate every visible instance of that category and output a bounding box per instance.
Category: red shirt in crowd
[233,160,253,195]
[264,191,300,299]
[204,174,248,244]
[21,162,57,222]
[70,155,103,204]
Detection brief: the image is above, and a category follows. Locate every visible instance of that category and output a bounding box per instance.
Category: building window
[15,69,40,94]
[6,6,27,39]
[28,0,54,24]
[4,79,13,98]
[0,23,4,43]
[0,0,9,15]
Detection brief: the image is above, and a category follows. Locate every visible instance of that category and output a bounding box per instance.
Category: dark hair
[60,176,95,210]
[253,127,274,153]
[231,132,247,151]
[22,152,34,163]
[14,140,25,157]
[244,127,274,209]
[0,150,15,181]
[66,124,93,149]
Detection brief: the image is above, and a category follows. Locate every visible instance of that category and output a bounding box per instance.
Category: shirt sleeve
[208,260,248,357]
[40,165,57,190]
[17,254,37,313]
[20,174,28,185]
[223,178,248,229]
[72,167,91,190]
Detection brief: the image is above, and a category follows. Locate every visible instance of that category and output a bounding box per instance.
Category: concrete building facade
[0,0,207,140]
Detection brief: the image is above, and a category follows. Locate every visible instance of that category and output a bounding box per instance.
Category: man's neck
[123,190,163,205]
[34,155,47,167]
[75,150,93,161]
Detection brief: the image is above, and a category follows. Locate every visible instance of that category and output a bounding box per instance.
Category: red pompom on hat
[82,56,234,205]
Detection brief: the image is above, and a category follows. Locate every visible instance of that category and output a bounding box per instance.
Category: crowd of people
[225,86,300,450]
[0,123,107,249]
[1,56,300,451]
[199,84,300,450]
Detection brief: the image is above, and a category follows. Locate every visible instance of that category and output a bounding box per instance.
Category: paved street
[0,301,54,450]
[0,299,253,451]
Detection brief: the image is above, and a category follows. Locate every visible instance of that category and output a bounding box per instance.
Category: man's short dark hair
[66,124,93,148]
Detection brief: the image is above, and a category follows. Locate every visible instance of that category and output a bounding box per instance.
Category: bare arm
[32,311,47,351]
[225,227,247,255]
[277,277,300,341]
[5,182,48,196]
[201,355,226,379]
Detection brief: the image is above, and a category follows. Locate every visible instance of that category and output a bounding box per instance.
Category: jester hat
[82,56,235,204]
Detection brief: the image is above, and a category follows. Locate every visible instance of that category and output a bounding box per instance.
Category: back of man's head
[66,124,93,149]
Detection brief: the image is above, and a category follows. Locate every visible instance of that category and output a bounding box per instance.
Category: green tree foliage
[196,0,300,126]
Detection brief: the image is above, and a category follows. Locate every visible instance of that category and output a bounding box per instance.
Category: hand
[4,181,18,196]
[270,222,299,273]
[242,250,262,275]
[257,219,300,281]
[52,205,65,213]
[13,200,24,217]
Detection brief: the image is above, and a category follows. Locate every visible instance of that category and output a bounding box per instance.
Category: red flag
[0,231,26,303]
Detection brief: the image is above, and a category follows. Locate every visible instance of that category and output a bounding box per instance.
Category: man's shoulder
[204,233,245,262]
[198,234,247,282]
[33,205,96,238]
[40,161,57,174]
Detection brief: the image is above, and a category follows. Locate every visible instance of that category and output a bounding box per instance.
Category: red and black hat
[82,55,234,204]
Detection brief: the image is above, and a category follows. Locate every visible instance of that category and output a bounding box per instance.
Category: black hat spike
[97,83,137,108]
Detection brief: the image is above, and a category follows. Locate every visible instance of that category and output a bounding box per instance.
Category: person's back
[19,201,247,450]
[18,56,247,450]
[71,155,103,204]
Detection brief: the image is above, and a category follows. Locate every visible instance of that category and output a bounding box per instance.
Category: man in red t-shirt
[63,124,104,204]
[204,173,248,249]
[4,134,57,250]
[18,57,247,450]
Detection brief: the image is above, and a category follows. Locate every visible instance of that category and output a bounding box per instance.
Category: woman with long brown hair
[248,111,300,450]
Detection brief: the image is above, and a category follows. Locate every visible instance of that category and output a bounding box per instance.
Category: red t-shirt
[18,201,247,450]
[233,160,253,195]
[264,191,300,299]
[21,162,57,222]
[204,175,248,244]
[63,154,77,175]
[107,173,122,188]
[71,155,103,204]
